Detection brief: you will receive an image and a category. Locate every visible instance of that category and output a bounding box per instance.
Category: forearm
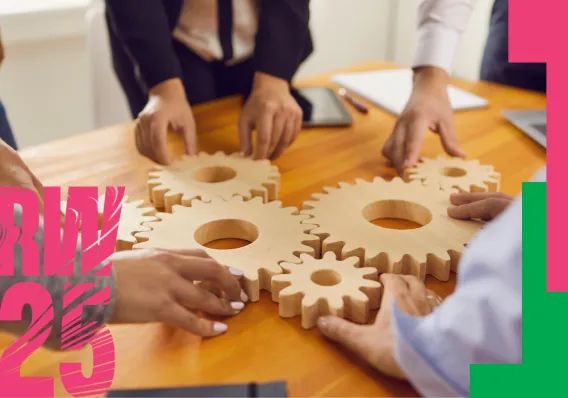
[0,208,116,350]
[254,0,311,82]
[413,0,479,74]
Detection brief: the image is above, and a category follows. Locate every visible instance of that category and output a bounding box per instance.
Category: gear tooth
[390,177,405,185]
[342,256,360,268]
[302,201,318,211]
[337,181,352,189]
[322,186,337,194]
[372,176,386,184]
[228,152,241,158]
[321,251,337,261]
[354,178,368,185]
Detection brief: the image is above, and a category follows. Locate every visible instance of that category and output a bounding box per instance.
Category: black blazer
[105,0,313,91]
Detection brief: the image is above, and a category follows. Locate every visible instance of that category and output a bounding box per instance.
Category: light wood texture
[302,177,483,281]
[405,156,501,192]
[3,62,546,397]
[273,252,381,329]
[134,196,317,302]
[148,151,280,212]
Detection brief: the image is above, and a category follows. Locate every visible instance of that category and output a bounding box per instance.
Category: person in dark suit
[105,0,313,164]
[0,29,18,151]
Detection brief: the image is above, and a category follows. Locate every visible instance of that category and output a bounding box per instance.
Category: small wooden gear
[301,177,483,281]
[61,195,157,251]
[272,252,382,329]
[148,151,281,212]
[133,196,318,301]
[404,157,501,192]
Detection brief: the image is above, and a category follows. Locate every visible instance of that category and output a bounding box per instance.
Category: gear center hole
[192,166,237,183]
[194,219,259,250]
[311,270,342,286]
[441,167,467,178]
[363,200,432,230]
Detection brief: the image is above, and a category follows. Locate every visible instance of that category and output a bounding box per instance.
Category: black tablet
[291,87,353,127]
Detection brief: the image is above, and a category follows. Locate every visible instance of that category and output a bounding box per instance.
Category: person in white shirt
[382,0,545,176]
[317,167,544,396]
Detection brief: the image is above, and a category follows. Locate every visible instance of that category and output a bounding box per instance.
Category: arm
[0,207,115,350]
[413,0,479,74]
[253,0,311,82]
[105,0,182,90]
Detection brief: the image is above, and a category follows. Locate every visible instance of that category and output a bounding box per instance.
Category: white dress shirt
[393,167,545,396]
[173,0,258,63]
[413,0,478,73]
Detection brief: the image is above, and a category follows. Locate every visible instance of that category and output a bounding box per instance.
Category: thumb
[238,115,253,157]
[318,316,371,358]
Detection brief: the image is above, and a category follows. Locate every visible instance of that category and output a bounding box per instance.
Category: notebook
[331,69,488,116]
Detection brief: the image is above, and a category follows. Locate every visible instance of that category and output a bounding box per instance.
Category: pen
[338,88,369,114]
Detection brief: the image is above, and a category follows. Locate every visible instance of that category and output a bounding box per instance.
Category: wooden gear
[272,252,382,329]
[133,196,318,301]
[61,195,157,251]
[404,157,501,192]
[301,177,484,281]
[148,151,281,212]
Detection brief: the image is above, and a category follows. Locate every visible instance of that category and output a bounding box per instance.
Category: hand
[239,72,302,160]
[0,139,44,206]
[317,274,441,379]
[108,248,248,337]
[136,79,197,165]
[382,67,466,175]
[448,192,514,221]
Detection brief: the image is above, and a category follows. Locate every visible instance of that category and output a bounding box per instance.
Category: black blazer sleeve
[105,0,182,90]
[254,0,312,82]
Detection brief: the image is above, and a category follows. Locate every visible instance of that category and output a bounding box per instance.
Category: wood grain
[1,62,546,397]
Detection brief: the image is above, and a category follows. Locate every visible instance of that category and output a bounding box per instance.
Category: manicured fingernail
[241,290,249,302]
[229,267,244,276]
[213,323,228,335]
[231,301,245,311]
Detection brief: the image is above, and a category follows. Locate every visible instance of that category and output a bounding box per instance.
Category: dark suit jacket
[105,0,313,91]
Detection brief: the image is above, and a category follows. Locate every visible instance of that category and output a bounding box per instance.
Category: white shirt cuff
[412,22,461,74]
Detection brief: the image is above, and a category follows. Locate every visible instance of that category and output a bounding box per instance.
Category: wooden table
[2,62,545,397]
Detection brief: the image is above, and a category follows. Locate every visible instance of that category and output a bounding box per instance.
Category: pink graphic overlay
[0,187,120,396]
[509,1,554,289]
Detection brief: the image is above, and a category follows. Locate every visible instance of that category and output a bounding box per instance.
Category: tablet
[291,87,353,127]
[502,110,546,148]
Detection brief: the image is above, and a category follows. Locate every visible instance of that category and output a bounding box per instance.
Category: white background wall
[0,0,494,149]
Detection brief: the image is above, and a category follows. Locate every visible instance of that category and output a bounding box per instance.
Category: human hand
[317,274,441,379]
[239,72,302,160]
[108,248,248,337]
[136,78,197,165]
[382,67,466,175]
[0,139,44,206]
[448,192,514,221]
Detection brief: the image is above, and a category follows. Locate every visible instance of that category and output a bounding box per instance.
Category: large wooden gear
[272,252,382,329]
[148,151,281,212]
[301,177,483,281]
[404,157,501,192]
[133,196,318,301]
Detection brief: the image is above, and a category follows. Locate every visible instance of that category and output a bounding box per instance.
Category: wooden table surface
[2,62,546,397]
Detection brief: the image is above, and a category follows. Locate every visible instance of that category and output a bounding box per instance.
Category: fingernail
[213,323,228,335]
[318,316,331,328]
[229,267,244,276]
[231,301,245,311]
[241,290,249,302]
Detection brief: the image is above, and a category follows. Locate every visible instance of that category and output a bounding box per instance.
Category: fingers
[238,115,253,156]
[167,254,244,302]
[171,278,243,317]
[438,118,466,159]
[268,113,286,158]
[388,123,407,176]
[399,275,432,316]
[136,115,171,165]
[402,118,430,170]
[270,114,297,160]
[317,316,372,361]
[447,197,511,221]
[254,112,274,160]
[160,302,228,337]
[181,117,197,156]
[450,192,513,206]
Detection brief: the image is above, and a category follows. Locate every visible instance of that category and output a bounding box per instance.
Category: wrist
[149,78,188,102]
[252,72,289,92]
[412,66,449,91]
